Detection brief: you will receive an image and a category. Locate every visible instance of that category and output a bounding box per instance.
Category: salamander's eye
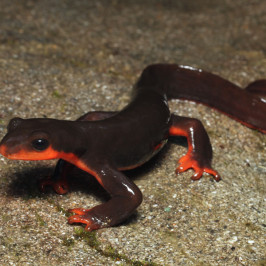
[32,139,49,151]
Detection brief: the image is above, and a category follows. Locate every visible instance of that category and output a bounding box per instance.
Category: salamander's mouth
[0,137,23,159]
[0,134,22,159]
[0,144,22,159]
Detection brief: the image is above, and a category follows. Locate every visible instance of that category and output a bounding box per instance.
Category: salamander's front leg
[40,159,72,194]
[169,114,221,181]
[68,163,143,231]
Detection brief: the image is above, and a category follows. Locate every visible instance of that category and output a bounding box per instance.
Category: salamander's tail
[137,64,266,134]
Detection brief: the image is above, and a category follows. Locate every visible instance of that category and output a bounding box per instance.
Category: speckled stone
[0,0,265,265]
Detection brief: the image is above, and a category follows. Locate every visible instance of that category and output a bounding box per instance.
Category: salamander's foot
[39,177,69,194]
[176,153,221,182]
[68,208,102,231]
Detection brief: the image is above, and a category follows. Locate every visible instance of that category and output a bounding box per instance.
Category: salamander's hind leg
[40,111,118,194]
[169,114,221,181]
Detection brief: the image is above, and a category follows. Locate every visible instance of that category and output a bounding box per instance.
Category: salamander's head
[0,117,59,160]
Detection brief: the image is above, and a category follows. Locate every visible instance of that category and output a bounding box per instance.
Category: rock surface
[0,0,265,265]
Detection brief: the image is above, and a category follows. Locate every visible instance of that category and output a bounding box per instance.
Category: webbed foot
[39,177,69,194]
[68,208,102,231]
[176,153,221,181]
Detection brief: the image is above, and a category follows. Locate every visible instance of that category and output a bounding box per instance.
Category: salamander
[0,64,265,231]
